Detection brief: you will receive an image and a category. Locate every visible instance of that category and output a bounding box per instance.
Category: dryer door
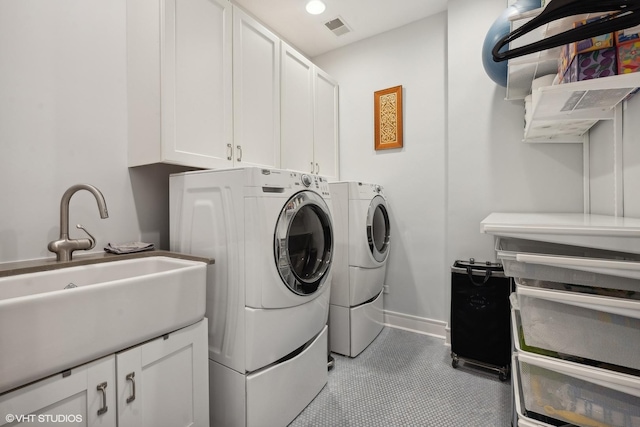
[274,191,333,295]
[367,195,390,263]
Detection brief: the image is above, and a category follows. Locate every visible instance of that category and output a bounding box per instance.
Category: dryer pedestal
[329,291,384,357]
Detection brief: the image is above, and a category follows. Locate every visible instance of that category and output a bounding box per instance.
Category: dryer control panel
[353,182,385,199]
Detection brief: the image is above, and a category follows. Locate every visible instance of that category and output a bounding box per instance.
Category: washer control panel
[301,174,313,187]
[291,172,331,197]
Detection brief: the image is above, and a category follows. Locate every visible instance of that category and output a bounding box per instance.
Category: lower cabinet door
[0,355,117,427]
[116,319,209,427]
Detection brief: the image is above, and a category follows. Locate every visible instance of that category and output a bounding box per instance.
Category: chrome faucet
[48,184,109,261]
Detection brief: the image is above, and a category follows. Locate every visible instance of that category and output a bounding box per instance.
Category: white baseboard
[383,310,448,341]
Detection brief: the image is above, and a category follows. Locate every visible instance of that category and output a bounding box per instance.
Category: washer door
[367,195,390,263]
[274,191,333,295]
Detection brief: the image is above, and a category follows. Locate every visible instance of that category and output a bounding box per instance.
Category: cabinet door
[0,356,116,427]
[127,0,232,168]
[233,7,281,168]
[314,67,339,181]
[116,319,208,427]
[163,0,233,168]
[281,42,314,174]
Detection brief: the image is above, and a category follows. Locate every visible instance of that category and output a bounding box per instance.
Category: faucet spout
[58,184,109,239]
[48,184,109,261]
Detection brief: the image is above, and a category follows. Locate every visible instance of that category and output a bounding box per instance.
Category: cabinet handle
[237,145,242,162]
[126,372,136,403]
[315,163,320,174]
[310,161,314,173]
[97,382,108,415]
[226,143,232,161]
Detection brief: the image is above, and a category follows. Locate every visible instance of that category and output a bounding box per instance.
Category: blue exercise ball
[482,0,541,87]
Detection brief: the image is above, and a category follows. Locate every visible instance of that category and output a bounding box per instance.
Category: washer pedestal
[329,291,384,357]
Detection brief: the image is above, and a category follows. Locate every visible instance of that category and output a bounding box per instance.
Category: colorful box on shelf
[558,44,570,83]
[569,16,615,57]
[617,40,640,75]
[558,15,616,83]
[616,24,640,45]
[563,47,618,83]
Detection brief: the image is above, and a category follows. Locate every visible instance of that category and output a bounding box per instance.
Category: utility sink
[0,256,206,394]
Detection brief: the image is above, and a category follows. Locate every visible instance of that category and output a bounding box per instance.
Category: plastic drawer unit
[513,351,640,427]
[511,303,640,427]
[512,354,568,427]
[496,237,640,292]
[516,279,640,371]
[516,353,640,427]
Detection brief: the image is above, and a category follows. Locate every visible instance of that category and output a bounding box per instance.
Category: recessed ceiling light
[306,0,326,15]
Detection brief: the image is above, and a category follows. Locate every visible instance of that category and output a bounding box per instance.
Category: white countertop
[481,213,640,254]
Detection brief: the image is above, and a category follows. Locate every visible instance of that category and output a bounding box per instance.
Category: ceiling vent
[324,16,351,36]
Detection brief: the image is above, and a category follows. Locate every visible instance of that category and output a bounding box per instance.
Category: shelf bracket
[614,103,624,218]
[583,132,590,215]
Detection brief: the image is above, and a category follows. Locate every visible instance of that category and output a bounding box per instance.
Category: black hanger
[492,0,640,62]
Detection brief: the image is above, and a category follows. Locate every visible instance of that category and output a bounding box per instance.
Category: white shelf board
[523,73,640,142]
[533,73,640,119]
[503,7,640,141]
[481,212,640,254]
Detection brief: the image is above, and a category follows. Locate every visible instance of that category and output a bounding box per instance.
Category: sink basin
[0,256,206,394]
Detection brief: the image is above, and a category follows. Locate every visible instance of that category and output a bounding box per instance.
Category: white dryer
[328,181,390,357]
[170,167,334,427]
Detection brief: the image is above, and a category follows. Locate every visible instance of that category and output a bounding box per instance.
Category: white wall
[316,0,585,326]
[589,119,616,215]
[589,93,640,216]
[446,0,583,264]
[1,0,630,330]
[314,15,448,322]
[623,95,640,216]
[0,0,175,263]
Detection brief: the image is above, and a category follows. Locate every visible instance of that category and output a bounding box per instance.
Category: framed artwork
[374,85,403,150]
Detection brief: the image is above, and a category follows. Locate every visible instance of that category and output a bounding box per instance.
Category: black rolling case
[450,259,511,381]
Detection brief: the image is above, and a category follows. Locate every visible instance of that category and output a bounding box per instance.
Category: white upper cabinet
[313,67,339,180]
[232,7,281,169]
[281,43,340,181]
[127,0,233,168]
[281,42,315,174]
[127,1,336,172]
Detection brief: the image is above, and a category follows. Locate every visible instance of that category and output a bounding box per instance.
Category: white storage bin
[496,237,640,292]
[516,351,640,427]
[512,354,571,427]
[516,280,640,370]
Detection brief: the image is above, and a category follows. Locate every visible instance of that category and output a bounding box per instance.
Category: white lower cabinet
[0,319,208,427]
[0,355,117,427]
[117,319,208,427]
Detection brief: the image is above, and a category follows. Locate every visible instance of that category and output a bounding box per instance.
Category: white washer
[170,167,333,427]
[328,181,390,357]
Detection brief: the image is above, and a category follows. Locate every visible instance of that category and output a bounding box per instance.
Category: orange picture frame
[374,85,403,150]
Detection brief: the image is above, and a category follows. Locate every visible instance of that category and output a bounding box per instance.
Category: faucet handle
[76,224,96,250]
